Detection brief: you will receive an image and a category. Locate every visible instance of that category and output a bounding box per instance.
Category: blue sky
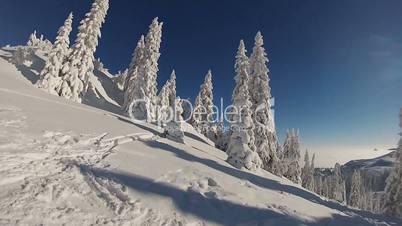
[1,0,401,164]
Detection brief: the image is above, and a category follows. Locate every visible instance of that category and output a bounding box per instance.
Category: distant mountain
[342,151,396,193]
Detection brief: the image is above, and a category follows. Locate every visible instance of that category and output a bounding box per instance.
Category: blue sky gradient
[1,0,401,164]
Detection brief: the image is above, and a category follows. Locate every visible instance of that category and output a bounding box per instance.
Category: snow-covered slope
[0,50,401,225]
[1,46,123,114]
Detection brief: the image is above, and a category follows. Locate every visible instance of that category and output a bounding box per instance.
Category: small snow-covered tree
[314,175,323,195]
[57,0,109,102]
[331,163,346,203]
[349,170,363,208]
[123,18,163,122]
[27,31,40,47]
[249,31,279,173]
[310,153,316,190]
[36,13,73,94]
[226,40,262,171]
[282,129,301,184]
[373,193,385,214]
[301,150,310,187]
[168,70,177,107]
[383,108,402,217]
[157,78,172,126]
[193,95,204,132]
[27,30,52,51]
[301,150,315,191]
[322,177,330,197]
[113,69,128,91]
[193,70,215,136]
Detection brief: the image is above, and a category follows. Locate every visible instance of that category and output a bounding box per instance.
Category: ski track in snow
[0,105,193,226]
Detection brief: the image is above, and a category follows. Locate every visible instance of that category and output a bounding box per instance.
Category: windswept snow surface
[0,50,401,225]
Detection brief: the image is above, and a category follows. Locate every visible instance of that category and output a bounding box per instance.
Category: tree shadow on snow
[116,115,164,137]
[81,92,124,116]
[139,140,402,226]
[183,131,213,146]
[0,50,44,84]
[115,114,214,146]
[80,163,398,226]
[83,164,306,226]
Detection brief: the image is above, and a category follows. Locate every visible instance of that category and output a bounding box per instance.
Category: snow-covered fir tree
[373,193,385,214]
[157,74,174,126]
[193,70,215,136]
[123,18,163,122]
[226,40,262,171]
[331,163,347,203]
[57,0,109,102]
[123,35,146,113]
[349,170,363,208]
[143,17,163,121]
[301,150,310,187]
[310,153,316,189]
[383,108,402,217]
[36,13,73,94]
[249,31,279,173]
[158,83,170,113]
[282,129,302,184]
[322,177,330,197]
[301,150,315,191]
[314,175,323,195]
[168,70,177,108]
